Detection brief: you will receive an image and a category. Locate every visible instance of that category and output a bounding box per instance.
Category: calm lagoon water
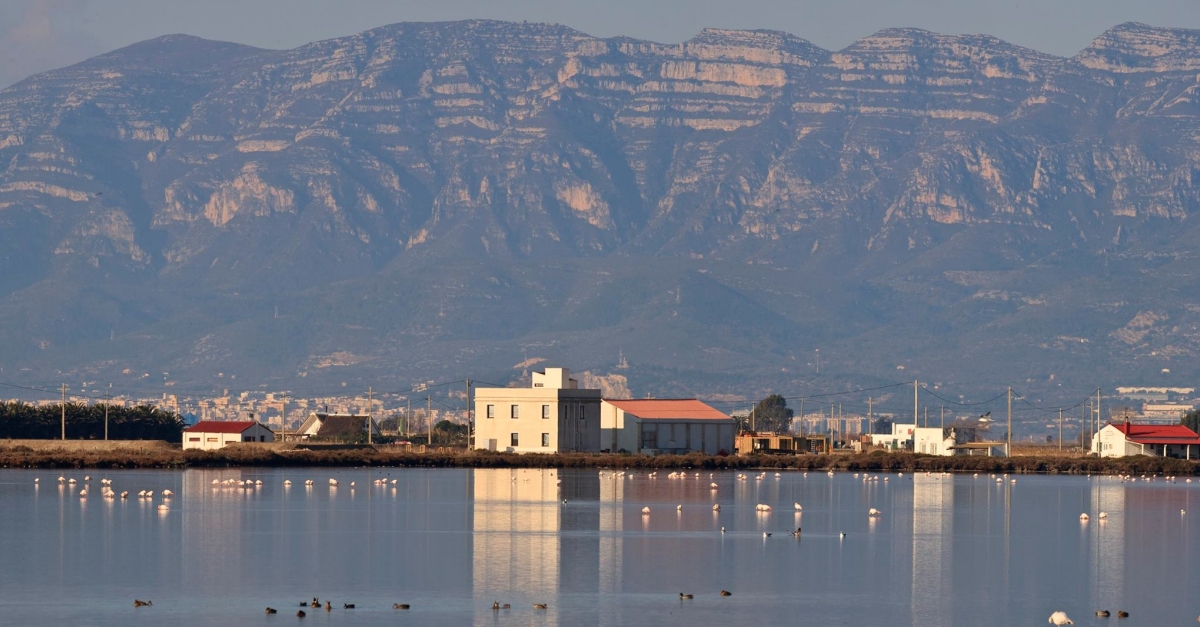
[1,467,1197,626]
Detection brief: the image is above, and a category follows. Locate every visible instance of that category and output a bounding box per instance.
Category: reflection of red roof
[183,421,261,434]
[603,399,730,420]
[1111,422,1200,445]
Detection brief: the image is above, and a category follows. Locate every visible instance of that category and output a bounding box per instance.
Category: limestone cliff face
[1,20,1199,397]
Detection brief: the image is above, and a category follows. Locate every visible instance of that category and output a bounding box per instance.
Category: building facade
[914,426,981,456]
[474,368,601,453]
[1093,422,1200,459]
[183,421,275,450]
[601,398,735,455]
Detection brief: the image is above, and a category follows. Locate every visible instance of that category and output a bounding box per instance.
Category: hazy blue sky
[3,0,1199,87]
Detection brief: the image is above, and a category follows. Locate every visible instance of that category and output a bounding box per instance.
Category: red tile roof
[183,421,262,434]
[1111,422,1200,445]
[604,399,730,420]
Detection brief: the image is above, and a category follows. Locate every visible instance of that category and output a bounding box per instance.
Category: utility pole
[406,397,411,438]
[940,405,944,429]
[799,399,804,438]
[1006,387,1012,457]
[924,406,928,428]
[1085,402,1092,450]
[1058,408,1063,452]
[427,395,432,446]
[104,386,110,441]
[867,397,873,434]
[466,379,472,449]
[913,380,919,427]
[280,393,287,442]
[1096,388,1102,442]
[367,387,373,445]
[60,383,67,441]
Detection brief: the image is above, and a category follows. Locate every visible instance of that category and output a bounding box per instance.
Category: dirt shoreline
[1,442,1198,474]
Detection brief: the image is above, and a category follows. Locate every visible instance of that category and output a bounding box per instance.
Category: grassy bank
[1,442,1198,475]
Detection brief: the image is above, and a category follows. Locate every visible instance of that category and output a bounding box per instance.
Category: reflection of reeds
[0,443,1197,475]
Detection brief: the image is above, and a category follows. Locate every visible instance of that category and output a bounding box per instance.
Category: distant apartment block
[473,368,601,453]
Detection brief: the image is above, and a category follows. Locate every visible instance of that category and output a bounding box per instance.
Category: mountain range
[1,19,1199,412]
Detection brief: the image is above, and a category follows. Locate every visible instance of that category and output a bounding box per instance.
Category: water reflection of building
[912,474,953,627]
[1090,479,1125,608]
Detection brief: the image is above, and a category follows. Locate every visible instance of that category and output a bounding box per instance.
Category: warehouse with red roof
[600,398,735,455]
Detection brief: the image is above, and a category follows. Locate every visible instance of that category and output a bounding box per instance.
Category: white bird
[868,508,881,517]
[641,507,651,515]
[157,504,169,512]
[755,504,772,512]
[1098,512,1108,519]
[350,482,356,487]
[145,491,154,498]
[34,478,39,483]
[712,504,720,511]
[720,526,725,533]
[255,480,262,486]
[162,490,173,497]
[839,532,846,539]
[84,476,90,481]
[677,504,682,511]
[710,482,719,489]
[763,532,771,538]
[283,480,292,486]
[390,479,397,485]
[58,476,65,483]
[68,478,77,484]
[774,472,781,478]
[212,479,220,485]
[79,488,88,497]
[794,503,802,511]
[1048,611,1074,625]
[120,491,129,499]
[138,490,146,497]
[1079,513,1090,522]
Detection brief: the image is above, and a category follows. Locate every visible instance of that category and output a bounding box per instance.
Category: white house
[1093,421,1200,459]
[870,423,916,450]
[474,368,602,453]
[913,426,1003,456]
[183,420,275,450]
[600,398,735,455]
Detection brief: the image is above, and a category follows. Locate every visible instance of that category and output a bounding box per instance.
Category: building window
[486,404,495,419]
[511,405,519,419]
[511,433,519,447]
[542,404,550,419]
[542,433,550,447]
[188,437,200,442]
[207,437,218,443]
[640,429,657,449]
[244,436,253,442]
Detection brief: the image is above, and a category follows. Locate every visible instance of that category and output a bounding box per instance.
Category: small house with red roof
[1093,421,1200,459]
[183,420,275,451]
[600,398,735,455]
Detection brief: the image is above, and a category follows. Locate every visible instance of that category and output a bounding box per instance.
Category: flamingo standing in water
[1048,611,1073,625]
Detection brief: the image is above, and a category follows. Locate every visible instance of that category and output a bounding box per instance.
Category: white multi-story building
[474,368,601,453]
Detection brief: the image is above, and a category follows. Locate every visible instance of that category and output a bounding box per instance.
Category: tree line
[0,402,184,440]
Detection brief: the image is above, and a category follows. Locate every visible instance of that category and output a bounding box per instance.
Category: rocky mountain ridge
[1,20,1198,407]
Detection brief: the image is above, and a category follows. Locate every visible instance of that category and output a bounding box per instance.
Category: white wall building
[913,426,992,456]
[183,420,275,450]
[870,423,916,450]
[600,398,735,455]
[1093,422,1200,458]
[474,368,601,453]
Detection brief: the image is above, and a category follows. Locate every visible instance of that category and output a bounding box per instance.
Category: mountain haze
[1,20,1199,405]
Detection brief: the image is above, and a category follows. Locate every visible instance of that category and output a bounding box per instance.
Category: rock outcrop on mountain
[1,20,1198,404]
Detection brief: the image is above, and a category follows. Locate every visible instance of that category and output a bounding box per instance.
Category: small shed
[1094,421,1200,458]
[183,421,275,450]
